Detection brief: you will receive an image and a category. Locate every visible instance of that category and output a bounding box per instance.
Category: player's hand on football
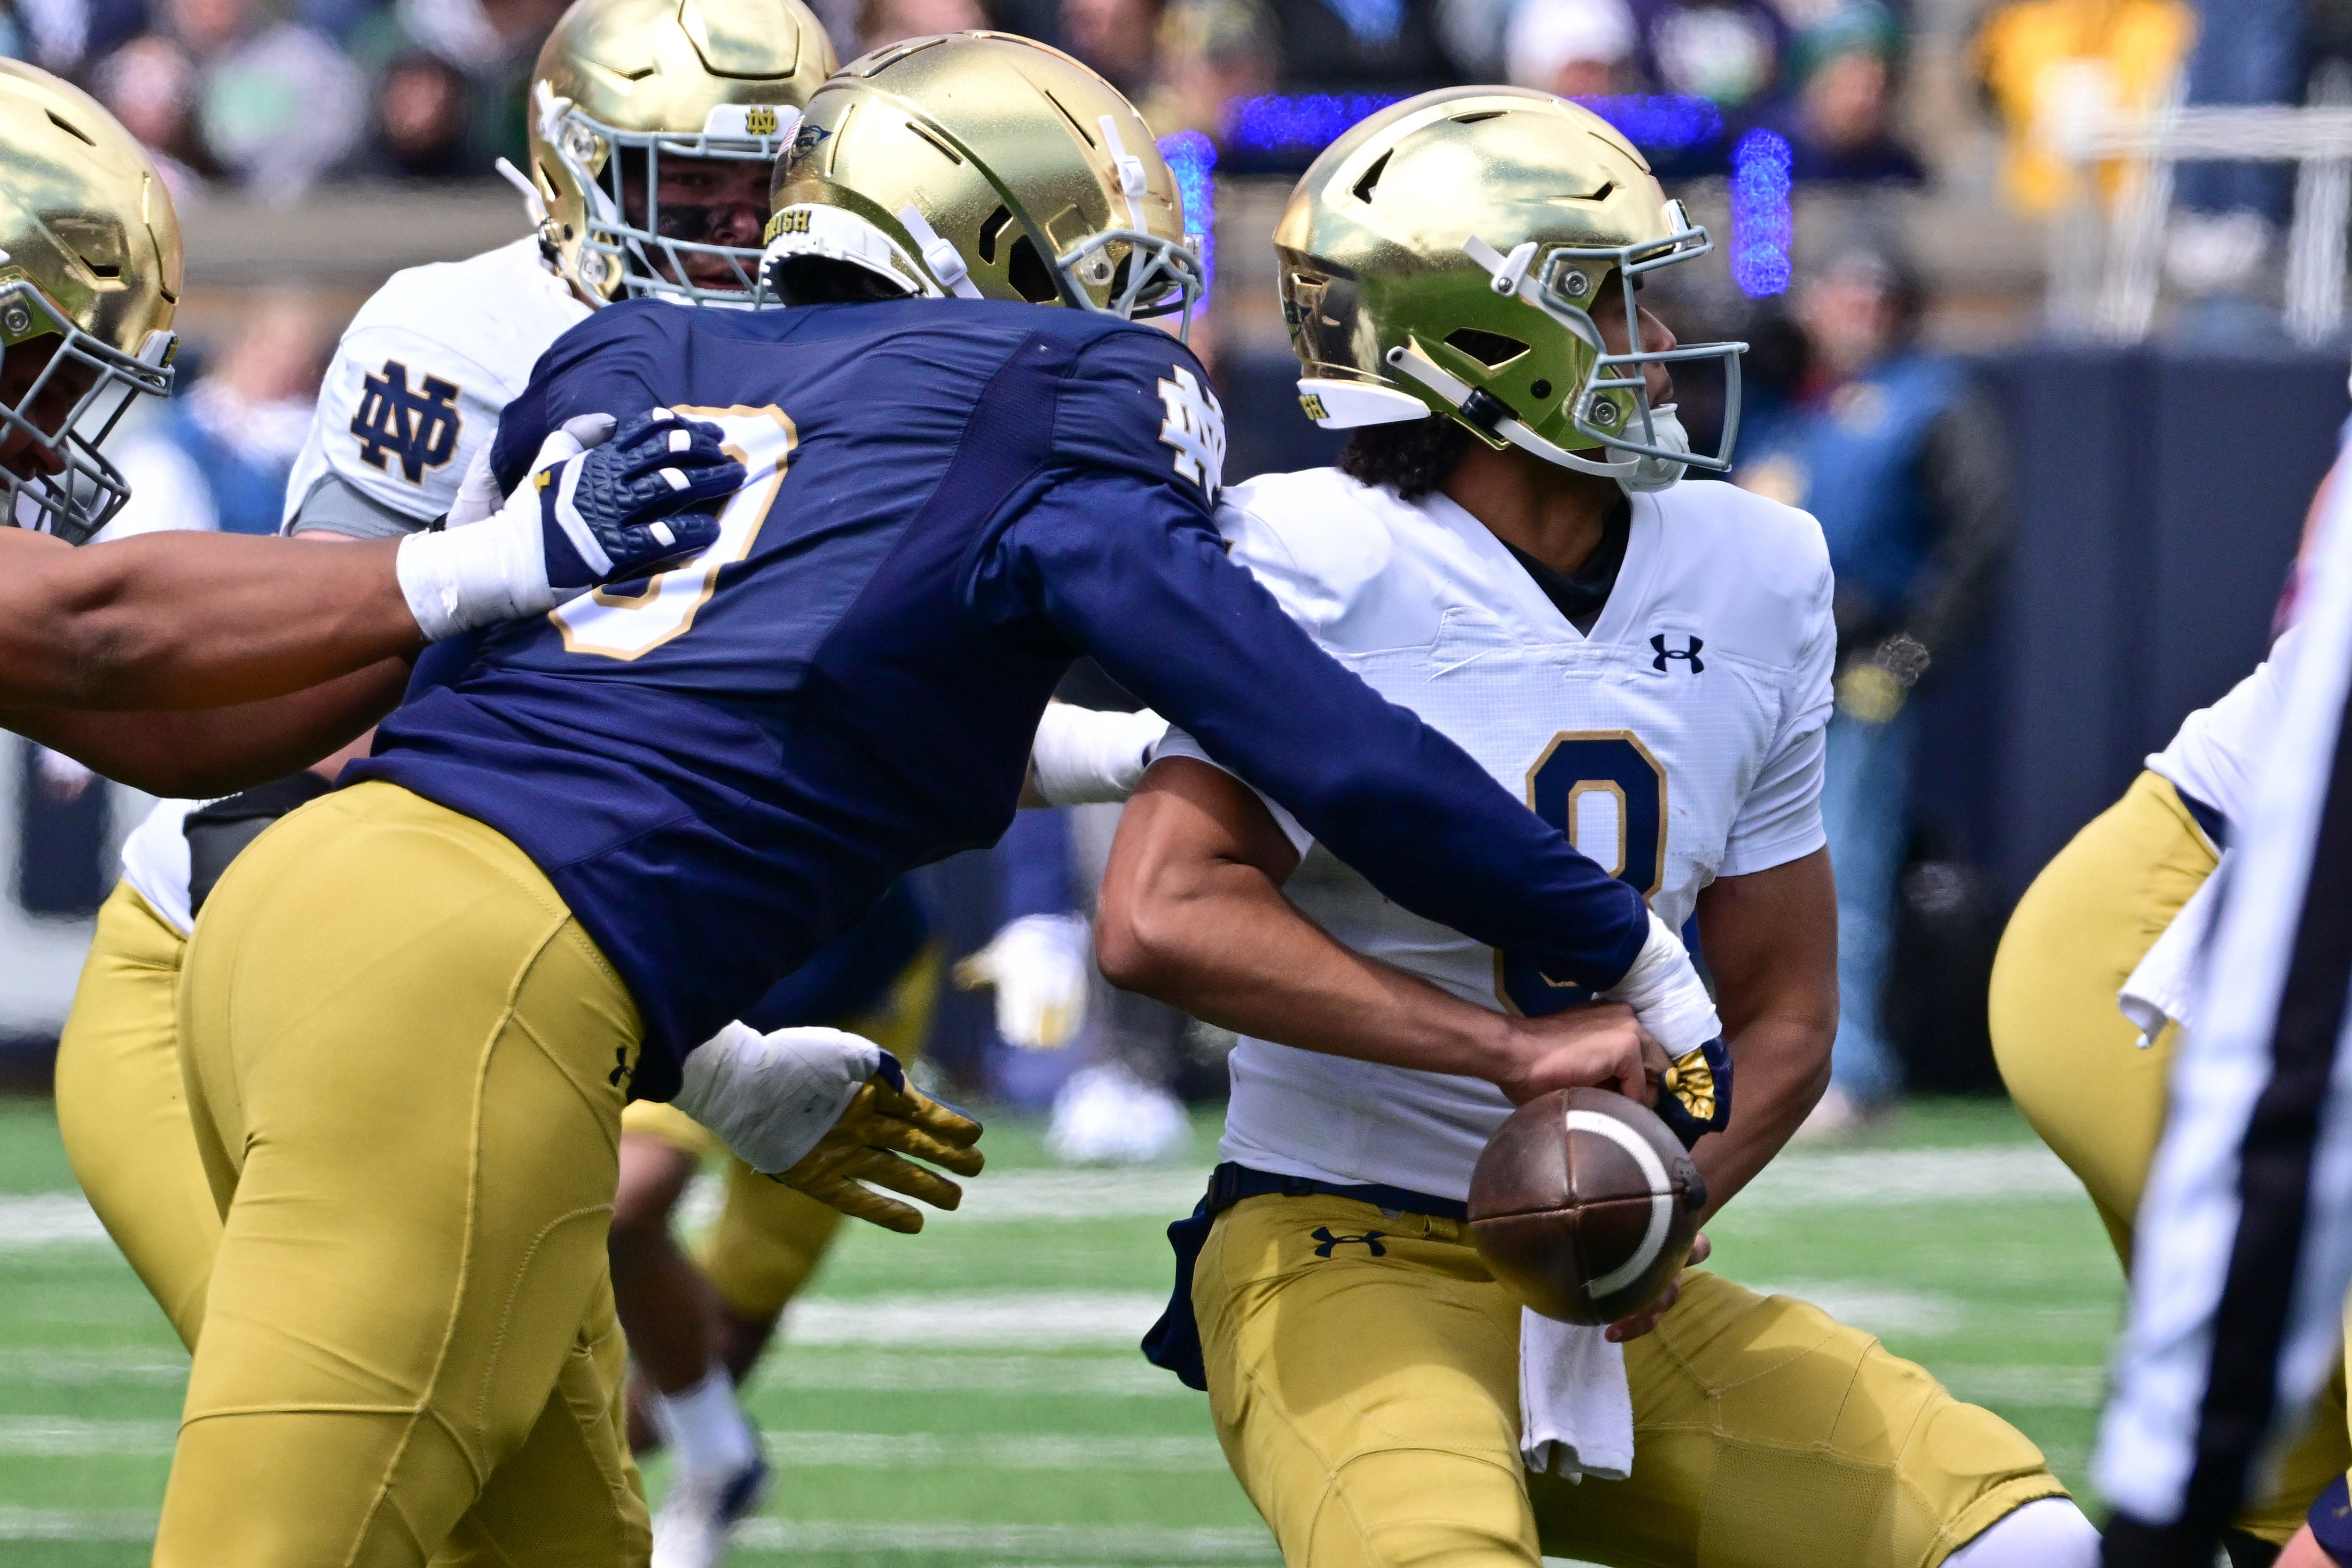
[1496,1001,1648,1105]
[537,406,743,590]
[774,1071,986,1234]
[1605,1232,1708,1343]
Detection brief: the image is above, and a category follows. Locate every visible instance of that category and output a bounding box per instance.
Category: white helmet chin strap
[1383,344,1636,479]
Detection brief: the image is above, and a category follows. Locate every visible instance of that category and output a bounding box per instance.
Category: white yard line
[0,1417,177,1455]
[1937,1365,2109,1407]
[759,1430,1225,1471]
[0,1347,189,1383]
[757,1352,1184,1397]
[781,1292,1169,1350]
[0,1193,109,1248]
[732,1519,1275,1561]
[1743,1283,1964,1337]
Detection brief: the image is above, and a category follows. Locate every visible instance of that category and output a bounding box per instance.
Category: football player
[1093,89,2102,1568]
[0,61,705,764]
[161,34,1722,1566]
[1992,599,2350,1563]
[49,4,971,1562]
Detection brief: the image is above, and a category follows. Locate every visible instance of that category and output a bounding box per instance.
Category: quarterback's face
[0,334,93,482]
[629,154,774,291]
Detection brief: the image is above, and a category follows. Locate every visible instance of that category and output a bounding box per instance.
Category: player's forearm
[1691,1013,1831,1221]
[1099,851,1519,1079]
[3,660,410,796]
[0,531,421,710]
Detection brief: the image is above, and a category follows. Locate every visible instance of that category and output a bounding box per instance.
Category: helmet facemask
[0,278,174,544]
[538,82,795,307]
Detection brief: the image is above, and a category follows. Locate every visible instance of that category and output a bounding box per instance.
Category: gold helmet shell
[1278,88,1744,485]
[526,0,837,304]
[761,33,1203,332]
[0,60,179,543]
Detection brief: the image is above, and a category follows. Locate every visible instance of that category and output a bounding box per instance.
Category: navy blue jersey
[355,297,1647,1099]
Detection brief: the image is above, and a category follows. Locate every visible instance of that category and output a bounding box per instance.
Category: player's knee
[1313,1447,1537,1568]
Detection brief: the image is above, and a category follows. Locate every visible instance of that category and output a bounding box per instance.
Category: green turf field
[0,1093,2123,1566]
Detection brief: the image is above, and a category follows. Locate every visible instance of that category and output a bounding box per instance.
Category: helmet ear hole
[1444,327,1529,368]
[978,205,1014,265]
[1006,234,1058,304]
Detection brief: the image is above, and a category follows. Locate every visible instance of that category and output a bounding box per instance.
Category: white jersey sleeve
[2145,622,2305,832]
[1716,538,1834,878]
[117,797,201,937]
[281,238,591,535]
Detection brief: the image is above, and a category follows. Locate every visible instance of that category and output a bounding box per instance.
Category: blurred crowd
[0,0,1937,203]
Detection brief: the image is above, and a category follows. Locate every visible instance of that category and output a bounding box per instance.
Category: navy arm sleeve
[979,329,1650,991]
[489,301,684,493]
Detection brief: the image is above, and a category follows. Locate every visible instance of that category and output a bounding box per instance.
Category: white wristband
[396,507,558,642]
[1600,908,1724,1056]
[1030,703,1171,805]
[671,1021,884,1174]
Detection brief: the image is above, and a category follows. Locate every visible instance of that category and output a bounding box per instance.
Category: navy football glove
[538,407,742,589]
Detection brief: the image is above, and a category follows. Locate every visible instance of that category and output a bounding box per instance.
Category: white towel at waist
[1518,1308,1633,1483]
[2119,857,2226,1048]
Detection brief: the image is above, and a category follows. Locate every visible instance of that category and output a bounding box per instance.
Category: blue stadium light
[1158,129,1218,317]
[1221,91,1728,160]
[1729,129,1792,298]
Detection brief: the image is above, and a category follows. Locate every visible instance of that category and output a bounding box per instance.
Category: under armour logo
[1651,633,1704,673]
[1157,365,1227,501]
[1311,1226,1387,1258]
[608,1047,632,1088]
[350,359,462,484]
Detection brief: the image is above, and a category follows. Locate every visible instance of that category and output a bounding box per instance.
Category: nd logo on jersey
[1157,366,1226,501]
[350,359,462,484]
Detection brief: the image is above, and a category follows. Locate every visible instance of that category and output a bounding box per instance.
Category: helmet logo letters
[350,359,464,484]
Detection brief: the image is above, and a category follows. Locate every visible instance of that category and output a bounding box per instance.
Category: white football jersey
[280,237,591,531]
[1167,466,1834,1201]
[2145,621,2304,833]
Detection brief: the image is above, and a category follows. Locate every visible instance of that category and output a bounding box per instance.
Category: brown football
[1467,1087,1708,1325]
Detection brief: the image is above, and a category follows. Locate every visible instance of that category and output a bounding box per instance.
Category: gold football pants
[166,781,649,1568]
[56,881,219,1351]
[618,943,939,1322]
[1990,767,2349,1543]
[1194,1193,2064,1568]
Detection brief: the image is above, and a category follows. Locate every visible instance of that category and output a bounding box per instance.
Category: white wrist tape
[1600,909,1723,1056]
[1030,704,1171,805]
[396,497,557,641]
[395,415,620,641]
[671,1021,885,1175]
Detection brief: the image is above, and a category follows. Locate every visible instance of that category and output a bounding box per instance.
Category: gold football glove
[773,1073,985,1234]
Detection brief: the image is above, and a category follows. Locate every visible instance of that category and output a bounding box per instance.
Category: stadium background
[0,0,2344,1559]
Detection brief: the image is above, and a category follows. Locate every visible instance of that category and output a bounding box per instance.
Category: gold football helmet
[761,33,1203,333]
[1277,88,1743,486]
[0,61,178,544]
[523,0,837,305]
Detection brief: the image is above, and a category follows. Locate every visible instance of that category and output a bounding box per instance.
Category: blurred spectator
[0,0,147,76]
[1141,0,1276,140]
[155,0,364,198]
[1506,0,1636,97]
[1773,1,1923,183]
[369,48,472,176]
[2167,0,2303,296]
[1732,237,2009,1135]
[1971,0,2194,214]
[1635,0,1791,113]
[92,34,206,202]
[1261,0,1459,93]
[106,294,330,539]
[859,0,981,52]
[1063,0,1163,96]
